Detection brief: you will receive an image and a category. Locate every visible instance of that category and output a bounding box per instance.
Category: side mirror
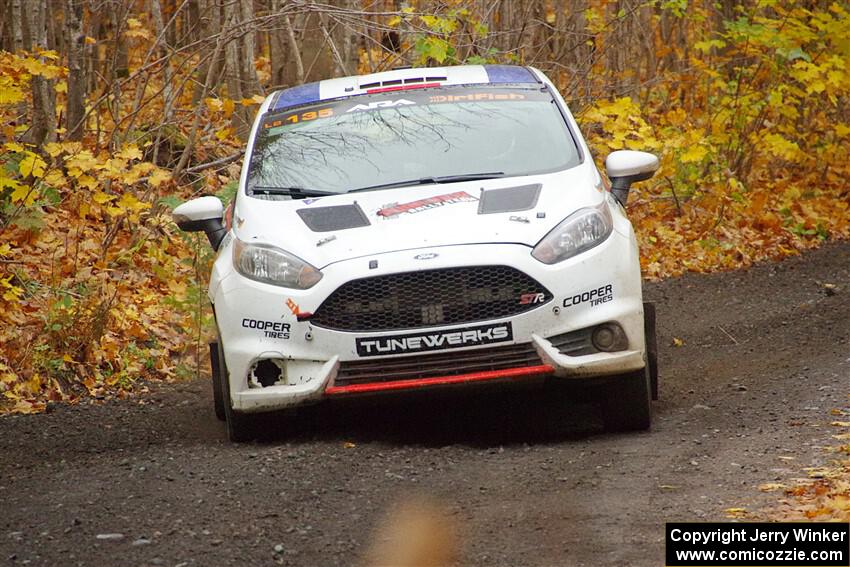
[605,150,659,206]
[172,196,227,250]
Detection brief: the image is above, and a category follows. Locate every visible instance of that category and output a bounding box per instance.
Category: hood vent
[477,184,541,215]
[297,204,370,233]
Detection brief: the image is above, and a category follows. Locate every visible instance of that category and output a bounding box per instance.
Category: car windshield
[246,86,581,197]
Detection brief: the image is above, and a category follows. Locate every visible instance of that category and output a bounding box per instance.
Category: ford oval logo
[414,253,439,260]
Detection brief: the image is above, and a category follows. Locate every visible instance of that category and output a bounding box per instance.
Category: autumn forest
[0,0,848,414]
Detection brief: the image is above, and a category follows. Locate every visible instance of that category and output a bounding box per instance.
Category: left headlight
[232,238,322,289]
[532,201,613,264]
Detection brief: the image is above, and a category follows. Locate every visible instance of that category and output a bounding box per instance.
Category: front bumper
[213,233,645,412]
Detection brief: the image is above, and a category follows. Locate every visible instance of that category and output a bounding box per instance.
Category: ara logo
[346,99,416,113]
[519,293,546,305]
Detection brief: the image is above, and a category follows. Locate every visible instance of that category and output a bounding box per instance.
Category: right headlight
[232,238,322,289]
[531,201,613,264]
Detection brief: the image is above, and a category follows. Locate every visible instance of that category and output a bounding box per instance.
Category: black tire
[602,368,651,432]
[223,404,257,443]
[209,342,226,421]
[216,338,257,443]
[644,302,659,401]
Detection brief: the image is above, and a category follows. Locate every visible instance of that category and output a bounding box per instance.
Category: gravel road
[2,242,849,567]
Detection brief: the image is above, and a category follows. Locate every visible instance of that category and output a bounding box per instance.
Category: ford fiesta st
[173,65,660,441]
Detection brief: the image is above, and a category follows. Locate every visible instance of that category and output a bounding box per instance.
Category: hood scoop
[297,204,370,233]
[477,184,541,215]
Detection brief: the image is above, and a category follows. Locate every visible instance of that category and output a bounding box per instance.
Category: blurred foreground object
[364,497,458,567]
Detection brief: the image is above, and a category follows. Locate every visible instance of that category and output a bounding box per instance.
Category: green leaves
[406,8,496,66]
[415,36,451,64]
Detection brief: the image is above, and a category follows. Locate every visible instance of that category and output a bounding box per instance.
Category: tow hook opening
[249,359,284,388]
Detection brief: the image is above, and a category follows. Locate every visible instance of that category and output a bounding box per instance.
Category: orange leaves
[240,94,265,106]
[756,421,849,521]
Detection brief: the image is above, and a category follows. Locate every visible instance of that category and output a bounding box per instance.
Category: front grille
[335,342,545,386]
[311,266,552,331]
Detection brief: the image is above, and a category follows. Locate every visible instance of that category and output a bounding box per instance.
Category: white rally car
[173,65,660,441]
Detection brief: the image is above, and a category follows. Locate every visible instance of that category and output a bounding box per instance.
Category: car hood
[231,165,607,269]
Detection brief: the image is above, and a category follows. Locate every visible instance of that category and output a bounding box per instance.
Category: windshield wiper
[348,172,505,194]
[248,186,337,199]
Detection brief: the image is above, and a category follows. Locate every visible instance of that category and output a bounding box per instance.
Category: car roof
[268,65,541,112]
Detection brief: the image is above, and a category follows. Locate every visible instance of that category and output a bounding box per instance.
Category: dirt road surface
[2,242,849,566]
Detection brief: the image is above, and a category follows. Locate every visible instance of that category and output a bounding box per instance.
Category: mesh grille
[336,342,544,386]
[311,266,552,331]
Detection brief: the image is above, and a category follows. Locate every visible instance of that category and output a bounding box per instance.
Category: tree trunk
[9,0,24,52]
[223,0,261,139]
[25,0,58,145]
[239,0,261,97]
[65,0,87,140]
[284,14,304,85]
[111,3,129,79]
[269,0,289,87]
[223,0,245,133]
[319,10,348,76]
[149,0,174,121]
[191,0,223,104]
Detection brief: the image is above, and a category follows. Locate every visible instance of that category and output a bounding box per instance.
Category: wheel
[643,302,659,400]
[208,342,226,421]
[601,368,651,432]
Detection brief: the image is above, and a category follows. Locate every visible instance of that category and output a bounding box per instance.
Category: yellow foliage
[0,77,26,104]
[19,153,47,178]
[20,56,63,79]
[65,150,101,178]
[148,168,171,187]
[75,174,97,190]
[43,142,64,157]
[761,133,800,161]
[117,145,143,161]
[680,145,708,164]
[92,191,115,204]
[125,18,152,40]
